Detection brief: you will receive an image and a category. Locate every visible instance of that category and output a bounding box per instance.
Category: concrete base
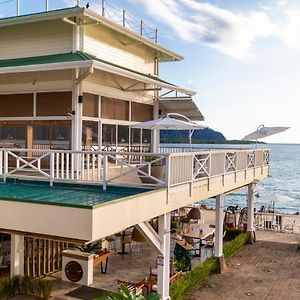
[215,255,226,274]
[247,230,256,244]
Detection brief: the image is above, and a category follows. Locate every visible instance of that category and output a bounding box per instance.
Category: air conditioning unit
[62,250,94,286]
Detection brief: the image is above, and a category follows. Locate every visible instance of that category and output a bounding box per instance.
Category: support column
[152,99,160,153]
[157,213,171,300]
[214,194,226,273]
[10,234,24,277]
[247,182,256,243]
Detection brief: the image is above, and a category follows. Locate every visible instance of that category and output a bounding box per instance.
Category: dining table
[182,224,215,257]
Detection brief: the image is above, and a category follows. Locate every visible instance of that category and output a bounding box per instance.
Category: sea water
[161,143,300,214]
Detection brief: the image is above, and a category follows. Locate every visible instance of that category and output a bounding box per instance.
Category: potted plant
[139,156,165,184]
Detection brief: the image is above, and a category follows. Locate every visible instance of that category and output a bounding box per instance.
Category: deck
[0,147,270,243]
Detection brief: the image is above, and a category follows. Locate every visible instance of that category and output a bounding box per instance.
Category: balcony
[0,148,269,189]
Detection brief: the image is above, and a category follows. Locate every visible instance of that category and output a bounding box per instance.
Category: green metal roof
[0,179,147,209]
[0,51,173,86]
[0,52,89,68]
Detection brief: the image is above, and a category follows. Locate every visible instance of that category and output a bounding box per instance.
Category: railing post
[50,152,54,186]
[3,150,8,182]
[103,154,108,190]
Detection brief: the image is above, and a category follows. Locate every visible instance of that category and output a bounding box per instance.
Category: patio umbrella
[129,113,207,149]
[256,193,294,212]
[242,125,289,146]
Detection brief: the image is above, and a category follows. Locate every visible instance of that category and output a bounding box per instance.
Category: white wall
[0,20,72,60]
[84,25,155,75]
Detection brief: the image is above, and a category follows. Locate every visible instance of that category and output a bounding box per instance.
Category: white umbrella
[256,193,294,212]
[130,113,207,149]
[242,125,290,143]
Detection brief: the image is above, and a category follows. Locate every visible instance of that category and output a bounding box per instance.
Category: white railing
[0,148,270,190]
[254,212,300,234]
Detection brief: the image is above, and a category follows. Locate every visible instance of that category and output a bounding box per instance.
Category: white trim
[0,81,73,94]
[0,61,93,75]
[0,116,71,121]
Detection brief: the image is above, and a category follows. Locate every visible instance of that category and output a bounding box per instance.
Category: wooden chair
[151,271,182,292]
[117,280,144,295]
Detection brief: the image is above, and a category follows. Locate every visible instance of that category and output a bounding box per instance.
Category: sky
[0,0,299,143]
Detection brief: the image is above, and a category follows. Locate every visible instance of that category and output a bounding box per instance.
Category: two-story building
[0,5,269,300]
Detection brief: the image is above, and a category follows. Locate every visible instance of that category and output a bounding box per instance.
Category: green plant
[223,228,243,241]
[170,232,250,300]
[223,232,250,259]
[0,276,52,299]
[95,284,160,300]
[173,257,191,272]
[143,156,163,166]
[77,241,102,253]
[171,220,179,230]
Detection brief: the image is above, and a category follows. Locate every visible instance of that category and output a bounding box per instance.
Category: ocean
[162,143,300,214]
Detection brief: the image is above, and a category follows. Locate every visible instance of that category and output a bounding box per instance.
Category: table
[183,225,215,257]
[93,250,112,273]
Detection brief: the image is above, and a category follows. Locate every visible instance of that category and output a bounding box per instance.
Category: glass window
[102,124,116,147]
[0,94,33,117]
[142,129,151,145]
[36,92,72,116]
[83,93,99,118]
[118,125,129,145]
[131,102,153,122]
[101,97,129,120]
[33,123,71,150]
[82,121,98,150]
[0,125,26,148]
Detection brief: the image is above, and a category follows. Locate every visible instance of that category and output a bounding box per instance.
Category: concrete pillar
[157,213,171,300]
[214,194,226,273]
[10,234,24,277]
[247,182,256,243]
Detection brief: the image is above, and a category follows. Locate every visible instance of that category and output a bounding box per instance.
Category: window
[83,93,99,118]
[118,125,129,145]
[36,92,72,116]
[0,125,26,148]
[101,97,129,120]
[131,102,153,122]
[82,121,98,150]
[0,94,33,117]
[102,124,116,146]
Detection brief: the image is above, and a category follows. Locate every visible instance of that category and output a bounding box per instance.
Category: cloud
[128,0,300,59]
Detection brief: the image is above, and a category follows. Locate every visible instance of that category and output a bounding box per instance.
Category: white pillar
[214,194,224,258]
[157,213,171,300]
[214,194,225,272]
[152,99,160,153]
[247,182,256,243]
[10,234,24,277]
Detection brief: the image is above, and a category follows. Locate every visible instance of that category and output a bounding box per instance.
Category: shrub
[0,276,52,299]
[170,232,250,300]
[224,228,243,241]
[223,232,250,260]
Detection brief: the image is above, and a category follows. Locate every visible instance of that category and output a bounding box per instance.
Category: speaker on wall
[78,95,83,103]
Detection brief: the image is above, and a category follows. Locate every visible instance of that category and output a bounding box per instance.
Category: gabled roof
[0,6,183,62]
[0,52,196,96]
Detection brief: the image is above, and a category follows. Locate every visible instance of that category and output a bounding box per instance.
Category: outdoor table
[183,225,215,257]
[93,250,112,274]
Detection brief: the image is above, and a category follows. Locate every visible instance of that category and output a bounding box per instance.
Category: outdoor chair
[184,236,200,257]
[117,280,144,295]
[151,271,182,292]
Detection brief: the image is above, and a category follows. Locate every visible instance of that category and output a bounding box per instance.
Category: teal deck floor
[0,179,148,209]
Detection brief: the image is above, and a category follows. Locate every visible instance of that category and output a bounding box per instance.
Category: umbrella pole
[189,129,194,151]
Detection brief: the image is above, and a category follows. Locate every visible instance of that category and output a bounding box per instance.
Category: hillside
[160,128,227,144]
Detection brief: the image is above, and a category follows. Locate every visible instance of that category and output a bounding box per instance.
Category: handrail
[0,148,270,190]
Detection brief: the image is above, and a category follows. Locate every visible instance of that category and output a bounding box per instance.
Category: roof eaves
[0,6,84,28]
[83,9,184,62]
